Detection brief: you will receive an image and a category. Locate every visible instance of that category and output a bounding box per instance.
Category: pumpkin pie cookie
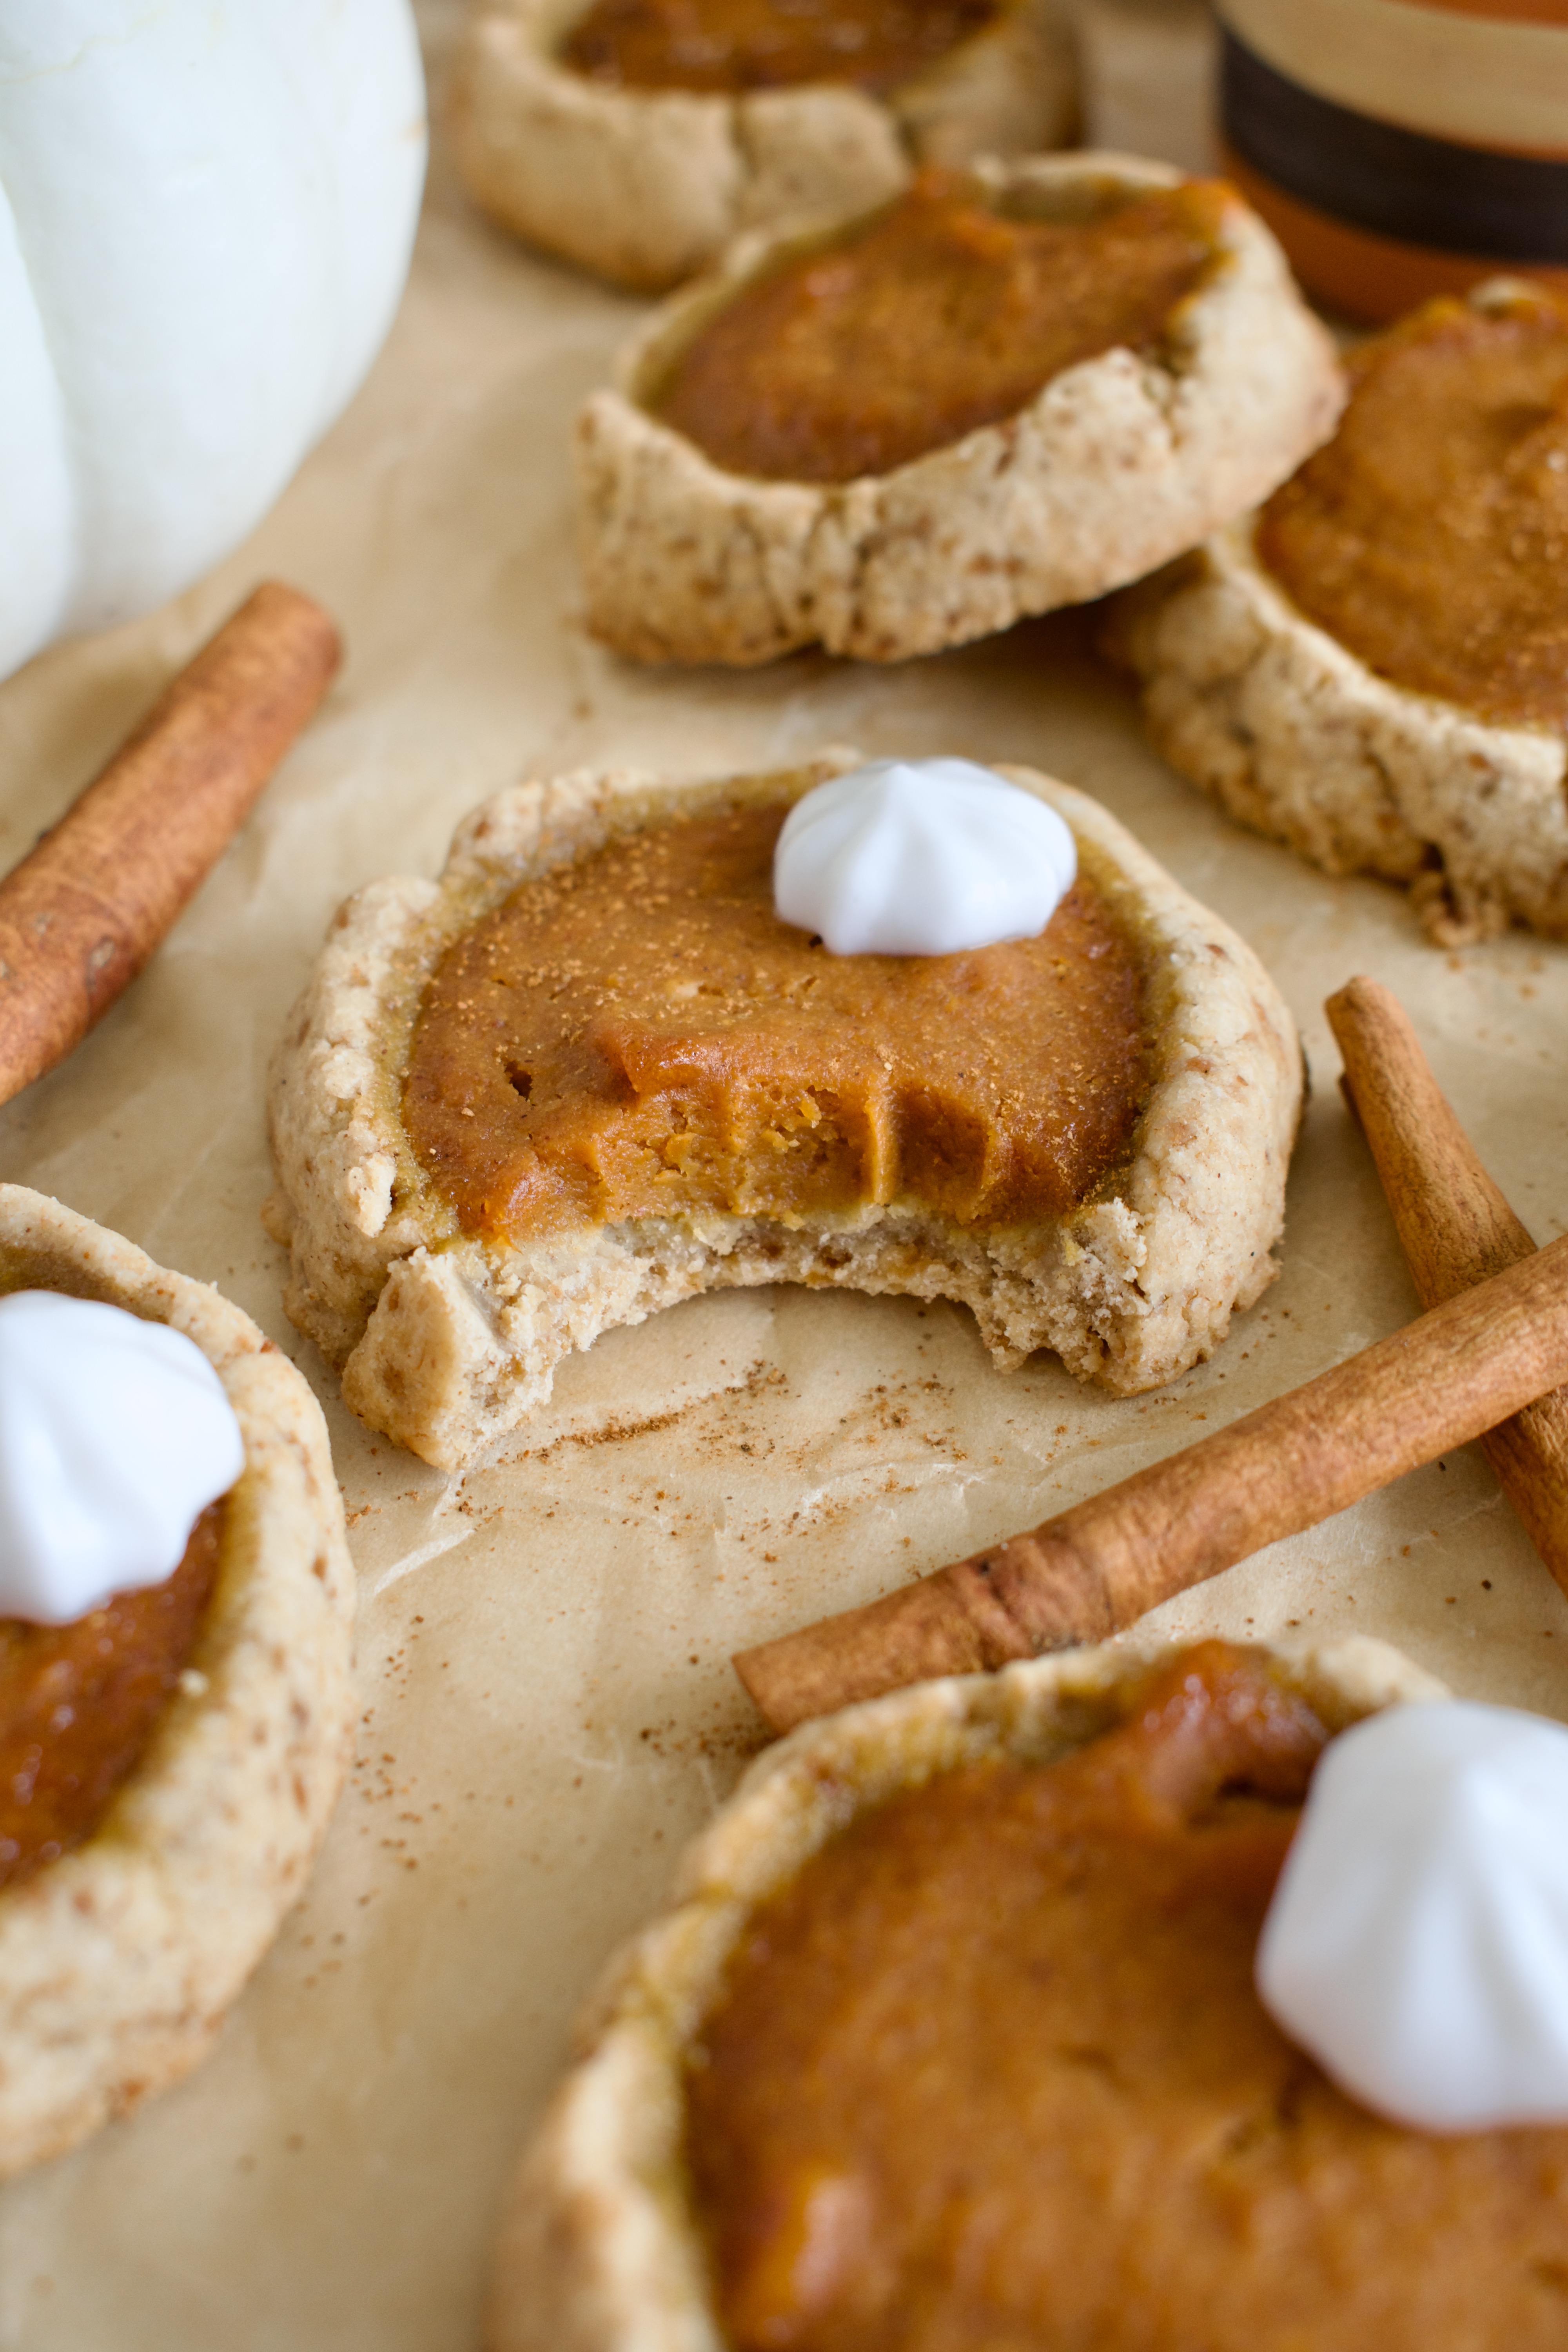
[264,752,1300,1471]
[1109,279,1568,945]
[574,155,1343,666]
[486,1632,1512,2352]
[449,0,1073,293]
[0,1185,354,2180]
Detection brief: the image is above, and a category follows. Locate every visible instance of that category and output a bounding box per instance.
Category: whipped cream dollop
[773,759,1078,957]
[0,1291,244,1626]
[1258,1700,1568,2132]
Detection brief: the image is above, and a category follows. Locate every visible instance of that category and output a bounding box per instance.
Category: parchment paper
[1,8,1566,2345]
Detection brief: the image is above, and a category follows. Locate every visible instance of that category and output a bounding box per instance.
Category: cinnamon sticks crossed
[0,582,340,1110]
[736,1217,1568,1737]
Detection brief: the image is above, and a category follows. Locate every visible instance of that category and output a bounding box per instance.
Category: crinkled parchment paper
[0,8,1565,2345]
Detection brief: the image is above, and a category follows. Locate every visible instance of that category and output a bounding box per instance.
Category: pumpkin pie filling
[403,799,1150,1244]
[648,169,1229,483]
[0,1501,223,1893]
[685,1641,1568,2352]
[560,0,997,95]
[1258,287,1568,733]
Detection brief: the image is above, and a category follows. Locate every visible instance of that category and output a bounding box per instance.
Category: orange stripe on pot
[1223,147,1568,322]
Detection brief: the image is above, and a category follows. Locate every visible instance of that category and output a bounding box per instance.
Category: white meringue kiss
[0,1290,244,1625]
[1258,1700,1568,2132]
[773,758,1077,957]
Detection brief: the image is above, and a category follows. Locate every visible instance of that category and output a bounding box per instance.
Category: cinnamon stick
[0,582,341,1108]
[1327,974,1568,1597]
[734,1232,1568,1732]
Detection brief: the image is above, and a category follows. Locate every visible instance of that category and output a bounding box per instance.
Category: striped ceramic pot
[1214,0,1568,321]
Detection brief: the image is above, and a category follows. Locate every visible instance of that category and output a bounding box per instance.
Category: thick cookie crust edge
[0,1185,355,2181]
[1106,512,1568,947]
[573,152,1344,666]
[265,753,1301,1470]
[448,0,1075,293]
[486,1631,1449,2352]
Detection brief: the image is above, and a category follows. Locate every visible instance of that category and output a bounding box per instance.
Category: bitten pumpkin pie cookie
[1109,279,1568,945]
[485,1633,1554,2352]
[449,0,1073,292]
[574,155,1343,666]
[265,753,1299,1471]
[0,1185,354,2180]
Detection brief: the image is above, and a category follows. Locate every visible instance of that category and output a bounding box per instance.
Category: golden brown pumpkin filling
[650,169,1228,483]
[560,0,996,95]
[0,1501,223,1892]
[403,798,1150,1243]
[1258,286,1568,733]
[686,1642,1568,2352]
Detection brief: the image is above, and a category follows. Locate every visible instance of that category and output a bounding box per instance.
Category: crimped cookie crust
[572,153,1343,668]
[265,753,1301,1470]
[0,1187,355,2181]
[449,0,1074,293]
[1107,505,1568,950]
[487,1632,1446,2352]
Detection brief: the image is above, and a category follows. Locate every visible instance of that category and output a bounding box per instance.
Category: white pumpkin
[0,0,427,681]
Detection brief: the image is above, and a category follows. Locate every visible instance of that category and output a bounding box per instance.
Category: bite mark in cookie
[401,796,1150,1241]
[265,754,1301,1470]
